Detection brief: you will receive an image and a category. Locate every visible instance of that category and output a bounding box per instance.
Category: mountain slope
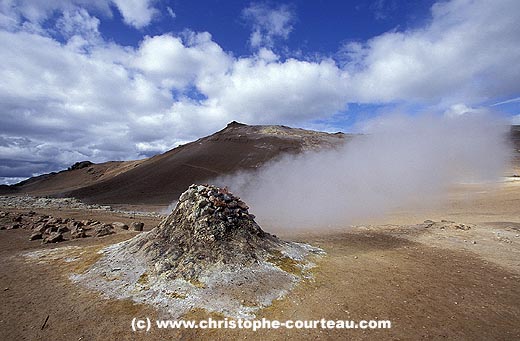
[1,122,349,206]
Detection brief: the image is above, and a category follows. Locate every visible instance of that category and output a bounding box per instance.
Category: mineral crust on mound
[126,184,284,280]
[73,184,323,318]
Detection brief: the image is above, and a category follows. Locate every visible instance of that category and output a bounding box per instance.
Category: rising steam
[215,113,511,228]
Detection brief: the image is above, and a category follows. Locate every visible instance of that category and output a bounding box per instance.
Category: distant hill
[0,122,350,206]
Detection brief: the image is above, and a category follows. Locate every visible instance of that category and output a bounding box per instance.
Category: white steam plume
[215,113,511,228]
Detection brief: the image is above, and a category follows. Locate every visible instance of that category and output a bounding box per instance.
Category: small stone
[36,224,47,233]
[70,228,86,239]
[29,232,43,240]
[44,232,64,243]
[57,226,69,233]
[472,241,477,244]
[237,201,249,210]
[112,222,129,230]
[213,198,227,207]
[132,222,144,231]
[94,224,114,237]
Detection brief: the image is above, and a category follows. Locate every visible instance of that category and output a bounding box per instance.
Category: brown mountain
[0,122,349,206]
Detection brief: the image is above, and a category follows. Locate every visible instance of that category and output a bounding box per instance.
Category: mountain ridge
[0,122,351,206]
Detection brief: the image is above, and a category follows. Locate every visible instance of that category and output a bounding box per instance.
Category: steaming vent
[74,184,324,318]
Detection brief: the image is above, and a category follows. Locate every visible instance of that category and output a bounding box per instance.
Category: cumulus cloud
[0,0,109,28]
[196,56,349,123]
[0,0,157,30]
[242,2,295,48]
[55,7,101,46]
[342,0,520,104]
[132,32,232,90]
[0,0,519,184]
[111,0,157,28]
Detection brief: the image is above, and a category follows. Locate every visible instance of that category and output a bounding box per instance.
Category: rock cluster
[68,160,94,171]
[125,184,283,281]
[0,211,144,243]
[421,220,475,230]
[0,195,162,218]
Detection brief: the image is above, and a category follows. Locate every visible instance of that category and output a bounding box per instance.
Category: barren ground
[1,179,520,340]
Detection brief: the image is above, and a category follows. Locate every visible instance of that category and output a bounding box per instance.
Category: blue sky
[0,0,519,184]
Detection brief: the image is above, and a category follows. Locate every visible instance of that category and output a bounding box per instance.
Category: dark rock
[237,201,249,210]
[57,226,69,233]
[112,222,129,230]
[29,232,43,240]
[47,217,61,225]
[68,161,94,171]
[94,224,114,237]
[68,220,83,229]
[81,219,95,227]
[44,224,58,232]
[454,224,471,230]
[70,227,87,239]
[44,232,64,243]
[7,223,21,230]
[132,222,144,231]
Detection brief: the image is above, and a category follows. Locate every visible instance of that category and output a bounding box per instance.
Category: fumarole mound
[126,184,295,280]
[74,185,323,318]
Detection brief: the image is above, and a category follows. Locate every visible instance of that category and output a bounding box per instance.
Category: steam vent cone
[75,184,323,318]
[127,184,285,280]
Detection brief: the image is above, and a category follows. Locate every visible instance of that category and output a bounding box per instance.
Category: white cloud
[242,3,295,48]
[0,0,111,28]
[1,0,520,183]
[132,32,232,90]
[343,0,520,104]
[55,7,101,46]
[196,56,349,123]
[443,103,487,118]
[0,29,173,169]
[167,6,176,19]
[111,0,157,28]
[0,0,157,30]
